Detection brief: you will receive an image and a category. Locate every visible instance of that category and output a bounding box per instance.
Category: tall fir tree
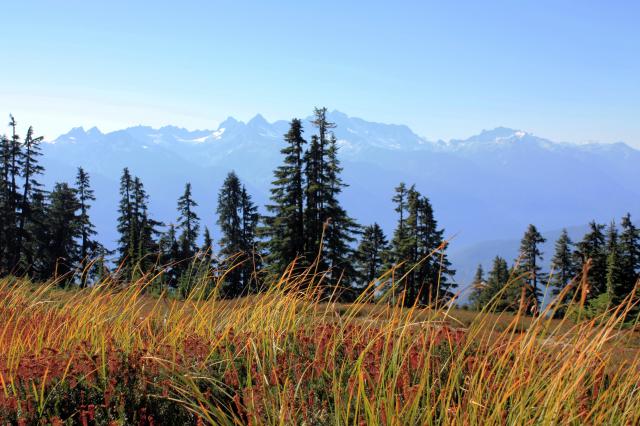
[0,134,9,274]
[43,182,81,280]
[132,177,161,275]
[217,172,259,296]
[551,229,576,305]
[16,126,45,271]
[604,221,626,306]
[304,108,336,264]
[6,116,22,267]
[574,221,607,299]
[159,224,180,287]
[389,184,454,306]
[116,167,134,272]
[75,167,100,286]
[240,185,260,292]
[516,224,546,314]
[23,191,48,280]
[322,134,359,289]
[0,116,23,274]
[304,134,324,262]
[483,256,512,310]
[176,182,200,259]
[263,118,307,274]
[468,264,485,310]
[619,213,640,297]
[355,223,389,288]
[116,169,160,279]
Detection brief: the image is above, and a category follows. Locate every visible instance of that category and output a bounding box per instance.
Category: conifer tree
[75,167,100,286]
[389,184,454,306]
[43,182,81,280]
[116,169,160,279]
[551,229,576,304]
[355,223,389,288]
[159,224,180,286]
[304,134,324,261]
[322,134,359,288]
[0,116,23,273]
[176,182,200,259]
[483,256,511,310]
[23,191,48,279]
[516,224,546,314]
[217,171,245,296]
[16,126,45,270]
[7,116,22,261]
[468,264,485,310]
[574,221,607,299]
[0,134,10,274]
[263,118,306,274]
[389,183,410,280]
[240,185,260,292]
[116,168,135,272]
[303,108,336,263]
[132,177,161,275]
[415,195,455,304]
[605,221,626,306]
[201,226,214,261]
[619,213,640,297]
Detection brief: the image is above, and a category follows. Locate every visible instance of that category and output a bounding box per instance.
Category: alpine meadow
[1,1,640,425]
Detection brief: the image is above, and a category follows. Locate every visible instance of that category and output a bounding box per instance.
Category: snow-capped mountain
[39,111,640,291]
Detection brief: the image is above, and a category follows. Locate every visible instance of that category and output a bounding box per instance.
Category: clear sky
[1,0,639,146]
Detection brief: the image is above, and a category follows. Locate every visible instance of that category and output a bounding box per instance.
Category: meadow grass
[0,263,639,425]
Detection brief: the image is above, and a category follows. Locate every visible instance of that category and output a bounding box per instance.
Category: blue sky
[1,0,639,146]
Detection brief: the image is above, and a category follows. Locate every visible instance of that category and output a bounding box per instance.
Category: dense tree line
[3,111,638,311]
[0,116,103,283]
[0,111,453,305]
[469,217,640,315]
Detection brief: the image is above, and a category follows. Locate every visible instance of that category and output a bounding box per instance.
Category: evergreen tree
[619,213,640,297]
[389,183,410,278]
[468,264,485,310]
[0,116,23,274]
[5,116,22,268]
[16,126,45,270]
[116,168,135,273]
[574,221,607,299]
[389,184,454,306]
[75,167,100,286]
[159,223,180,286]
[217,171,245,296]
[483,256,512,310]
[43,182,81,280]
[355,223,389,288]
[304,134,324,261]
[516,224,546,314]
[415,195,455,304]
[263,118,307,274]
[116,169,160,279]
[176,183,200,259]
[202,226,214,259]
[23,191,48,280]
[240,185,260,292]
[0,134,9,274]
[304,108,336,263]
[322,134,359,289]
[132,177,161,275]
[474,256,518,312]
[551,229,576,304]
[605,221,626,306]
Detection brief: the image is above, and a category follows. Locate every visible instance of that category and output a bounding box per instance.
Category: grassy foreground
[1,267,639,425]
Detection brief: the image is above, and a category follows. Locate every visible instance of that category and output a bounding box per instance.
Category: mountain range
[39,111,640,293]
